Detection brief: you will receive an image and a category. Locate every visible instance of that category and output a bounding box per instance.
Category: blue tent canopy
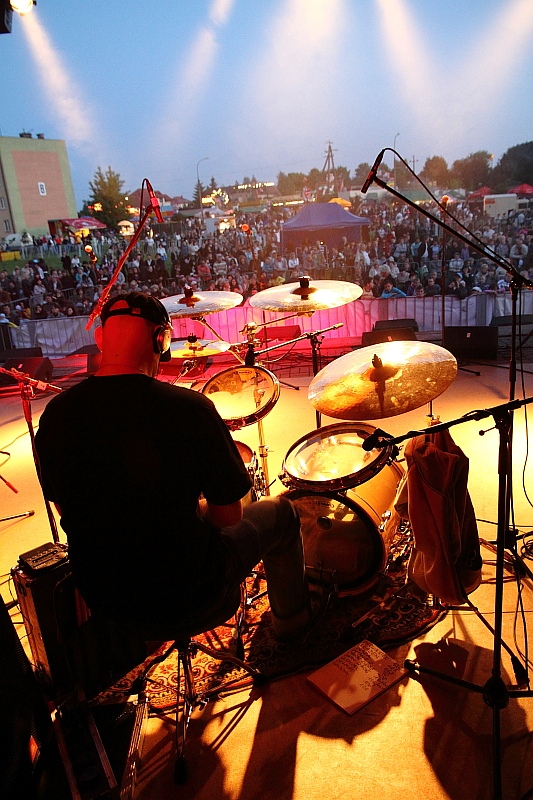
[280,203,370,253]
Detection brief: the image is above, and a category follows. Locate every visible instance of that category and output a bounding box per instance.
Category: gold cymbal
[162,289,243,318]
[308,340,457,420]
[249,277,363,313]
[169,339,231,359]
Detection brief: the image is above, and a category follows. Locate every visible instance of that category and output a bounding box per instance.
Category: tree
[276,171,306,195]
[192,182,206,207]
[491,141,533,191]
[208,176,218,192]
[86,166,131,231]
[420,156,449,187]
[450,151,493,191]
[353,162,371,185]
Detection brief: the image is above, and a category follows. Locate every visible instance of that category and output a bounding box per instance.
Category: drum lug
[378,510,392,533]
[278,472,291,488]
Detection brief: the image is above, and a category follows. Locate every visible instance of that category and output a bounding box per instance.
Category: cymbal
[249,277,363,313]
[162,289,243,318]
[169,339,231,359]
[308,340,457,420]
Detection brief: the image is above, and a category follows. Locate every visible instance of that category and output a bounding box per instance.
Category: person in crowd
[379,278,407,299]
[35,292,312,643]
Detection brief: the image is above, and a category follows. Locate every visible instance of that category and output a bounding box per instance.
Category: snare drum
[285,457,405,595]
[201,365,280,430]
[280,422,397,492]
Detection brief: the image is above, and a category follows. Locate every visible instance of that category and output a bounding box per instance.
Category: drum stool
[133,587,265,785]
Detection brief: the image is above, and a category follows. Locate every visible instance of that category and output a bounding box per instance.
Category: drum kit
[162,277,458,596]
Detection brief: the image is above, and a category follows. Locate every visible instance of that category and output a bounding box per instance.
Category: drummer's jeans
[219,495,309,631]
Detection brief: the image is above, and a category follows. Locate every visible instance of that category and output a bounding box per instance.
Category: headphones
[153,322,172,358]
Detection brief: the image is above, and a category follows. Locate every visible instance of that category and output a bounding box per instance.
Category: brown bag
[403,429,482,605]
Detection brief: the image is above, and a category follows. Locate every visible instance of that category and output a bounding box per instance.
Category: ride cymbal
[308,340,457,420]
[169,339,231,359]
[249,277,362,313]
[162,289,243,318]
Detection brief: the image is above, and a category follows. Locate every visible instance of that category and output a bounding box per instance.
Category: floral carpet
[100,528,445,711]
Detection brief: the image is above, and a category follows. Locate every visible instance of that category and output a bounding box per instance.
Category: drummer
[35,292,311,643]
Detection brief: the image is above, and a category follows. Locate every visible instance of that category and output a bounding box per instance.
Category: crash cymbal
[162,289,243,318]
[169,338,231,359]
[308,340,457,420]
[249,277,362,313]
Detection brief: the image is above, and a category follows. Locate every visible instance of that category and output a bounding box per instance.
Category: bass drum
[285,459,405,596]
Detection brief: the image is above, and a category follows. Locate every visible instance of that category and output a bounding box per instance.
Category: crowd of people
[1,200,532,326]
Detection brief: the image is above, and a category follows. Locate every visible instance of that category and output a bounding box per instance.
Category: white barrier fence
[6,292,533,358]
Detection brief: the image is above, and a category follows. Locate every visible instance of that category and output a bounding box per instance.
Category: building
[0,133,77,239]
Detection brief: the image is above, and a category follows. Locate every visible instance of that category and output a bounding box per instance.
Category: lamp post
[196,157,209,223]
[393,132,400,188]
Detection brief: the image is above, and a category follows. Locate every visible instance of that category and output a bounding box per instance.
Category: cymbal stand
[254,322,343,429]
[367,396,533,800]
[0,366,62,543]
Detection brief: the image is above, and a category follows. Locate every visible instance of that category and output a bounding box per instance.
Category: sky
[1,0,533,209]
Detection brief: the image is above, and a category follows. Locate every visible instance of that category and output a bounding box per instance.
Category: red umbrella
[508,183,533,196]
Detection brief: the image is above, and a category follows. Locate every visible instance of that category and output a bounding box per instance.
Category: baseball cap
[100,292,172,360]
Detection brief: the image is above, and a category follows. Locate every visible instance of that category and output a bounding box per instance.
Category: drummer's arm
[198,497,243,528]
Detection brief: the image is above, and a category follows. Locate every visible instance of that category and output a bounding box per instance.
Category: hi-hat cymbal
[308,340,457,420]
[249,277,363,313]
[169,339,231,359]
[162,289,243,318]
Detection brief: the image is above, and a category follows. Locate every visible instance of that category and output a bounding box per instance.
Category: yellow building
[0,133,77,239]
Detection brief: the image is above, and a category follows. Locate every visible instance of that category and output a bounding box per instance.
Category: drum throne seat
[116,584,264,786]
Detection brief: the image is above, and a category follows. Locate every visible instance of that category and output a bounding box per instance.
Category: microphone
[362,427,390,452]
[146,180,164,223]
[361,149,385,194]
[84,245,97,264]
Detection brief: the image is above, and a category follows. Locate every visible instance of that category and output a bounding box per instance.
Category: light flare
[17,12,101,155]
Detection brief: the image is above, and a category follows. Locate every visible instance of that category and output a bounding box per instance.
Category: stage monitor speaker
[443,326,498,361]
[0,346,43,362]
[0,356,53,386]
[374,318,419,333]
[362,327,417,346]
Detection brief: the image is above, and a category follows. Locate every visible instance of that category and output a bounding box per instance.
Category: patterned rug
[100,527,445,711]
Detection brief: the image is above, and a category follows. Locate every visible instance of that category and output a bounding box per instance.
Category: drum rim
[201,364,280,428]
[281,421,394,491]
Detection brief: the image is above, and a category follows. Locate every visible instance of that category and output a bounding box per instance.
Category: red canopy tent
[508,183,533,196]
[467,186,493,200]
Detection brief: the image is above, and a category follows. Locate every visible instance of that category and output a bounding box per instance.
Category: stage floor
[2,352,533,799]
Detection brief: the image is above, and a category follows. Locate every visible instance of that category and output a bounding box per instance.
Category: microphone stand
[0,366,62,543]
[366,395,533,800]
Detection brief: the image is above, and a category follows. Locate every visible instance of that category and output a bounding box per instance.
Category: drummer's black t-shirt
[35,375,252,627]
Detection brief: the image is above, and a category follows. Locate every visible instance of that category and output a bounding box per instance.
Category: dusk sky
[1,0,532,209]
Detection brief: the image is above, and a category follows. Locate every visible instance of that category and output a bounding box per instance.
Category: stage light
[10,0,36,14]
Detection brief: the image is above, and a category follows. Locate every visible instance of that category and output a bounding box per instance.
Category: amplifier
[11,549,76,692]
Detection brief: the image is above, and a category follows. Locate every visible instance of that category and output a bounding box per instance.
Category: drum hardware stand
[0,366,61,543]
[365,396,533,800]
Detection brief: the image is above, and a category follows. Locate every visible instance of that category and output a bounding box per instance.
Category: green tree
[353,162,371,185]
[450,151,493,191]
[492,141,533,191]
[208,176,218,192]
[420,156,449,187]
[276,171,306,195]
[85,167,131,231]
[192,182,206,207]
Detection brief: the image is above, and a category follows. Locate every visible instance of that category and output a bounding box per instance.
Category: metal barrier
[4,293,532,359]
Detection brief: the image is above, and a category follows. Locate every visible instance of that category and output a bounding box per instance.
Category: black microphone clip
[362,427,392,452]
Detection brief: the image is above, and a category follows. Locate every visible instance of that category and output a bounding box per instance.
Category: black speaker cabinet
[362,327,417,346]
[0,356,53,386]
[374,317,419,332]
[444,326,498,360]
